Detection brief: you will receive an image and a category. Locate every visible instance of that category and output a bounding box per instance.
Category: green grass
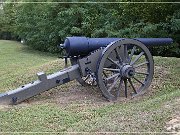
[0,40,61,92]
[0,40,180,133]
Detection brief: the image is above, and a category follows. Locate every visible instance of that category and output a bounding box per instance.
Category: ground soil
[1,65,179,133]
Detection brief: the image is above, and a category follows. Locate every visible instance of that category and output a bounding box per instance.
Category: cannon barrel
[62,37,173,56]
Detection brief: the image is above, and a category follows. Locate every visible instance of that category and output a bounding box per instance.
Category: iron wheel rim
[96,39,154,101]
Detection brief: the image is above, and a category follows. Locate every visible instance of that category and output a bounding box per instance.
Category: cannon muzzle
[62,37,173,56]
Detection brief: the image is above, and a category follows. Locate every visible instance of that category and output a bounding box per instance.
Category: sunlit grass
[0,40,60,92]
[0,40,179,133]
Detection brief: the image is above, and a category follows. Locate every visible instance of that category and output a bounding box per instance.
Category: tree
[0,0,179,57]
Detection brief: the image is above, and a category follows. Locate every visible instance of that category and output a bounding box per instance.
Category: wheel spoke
[117,78,123,97]
[135,71,149,75]
[103,68,119,72]
[133,77,145,85]
[108,76,119,92]
[128,78,137,94]
[106,73,120,83]
[129,46,136,63]
[124,44,129,62]
[134,61,149,68]
[107,57,120,67]
[115,47,123,64]
[124,79,128,98]
[130,52,144,65]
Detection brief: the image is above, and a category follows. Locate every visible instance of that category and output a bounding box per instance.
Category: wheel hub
[120,65,135,78]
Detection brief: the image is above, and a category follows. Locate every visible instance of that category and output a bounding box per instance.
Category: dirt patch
[166,117,180,132]
[0,65,169,111]
[0,105,11,111]
[165,98,180,134]
[146,65,169,94]
[24,65,169,106]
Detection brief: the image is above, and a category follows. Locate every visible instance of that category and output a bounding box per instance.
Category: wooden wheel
[96,39,154,101]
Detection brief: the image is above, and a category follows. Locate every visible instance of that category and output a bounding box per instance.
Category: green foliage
[15,3,60,53]
[0,1,18,40]
[0,1,179,56]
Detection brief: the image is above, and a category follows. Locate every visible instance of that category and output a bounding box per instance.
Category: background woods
[0,0,179,57]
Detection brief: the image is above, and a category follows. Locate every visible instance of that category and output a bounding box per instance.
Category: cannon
[0,37,173,105]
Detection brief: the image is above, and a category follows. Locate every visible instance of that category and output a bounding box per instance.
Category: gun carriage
[0,37,173,105]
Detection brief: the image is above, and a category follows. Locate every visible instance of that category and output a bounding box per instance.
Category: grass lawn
[0,40,180,133]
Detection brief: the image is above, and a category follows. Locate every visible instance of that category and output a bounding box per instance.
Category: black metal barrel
[62,37,173,56]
